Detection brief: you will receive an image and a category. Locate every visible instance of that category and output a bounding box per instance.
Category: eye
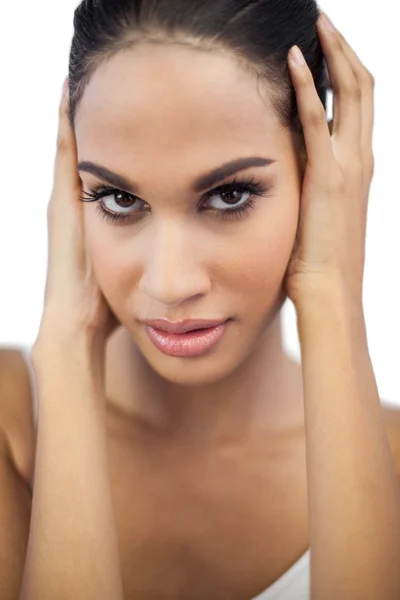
[78,177,272,225]
[79,187,148,225]
[205,185,252,211]
[101,190,143,215]
[201,177,272,221]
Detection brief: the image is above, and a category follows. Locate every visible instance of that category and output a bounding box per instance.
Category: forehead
[75,44,287,171]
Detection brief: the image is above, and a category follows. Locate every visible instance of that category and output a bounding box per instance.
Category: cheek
[228,197,300,297]
[84,213,133,303]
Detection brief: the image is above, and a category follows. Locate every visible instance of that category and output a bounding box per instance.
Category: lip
[144,320,229,358]
[141,318,228,334]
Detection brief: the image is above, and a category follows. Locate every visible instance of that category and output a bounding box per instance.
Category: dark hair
[68,0,328,146]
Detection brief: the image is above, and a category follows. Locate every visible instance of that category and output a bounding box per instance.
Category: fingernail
[320,13,336,33]
[290,46,305,67]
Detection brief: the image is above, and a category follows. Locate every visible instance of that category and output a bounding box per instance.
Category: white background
[0,0,398,406]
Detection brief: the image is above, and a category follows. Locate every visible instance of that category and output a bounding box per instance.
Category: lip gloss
[145,322,228,357]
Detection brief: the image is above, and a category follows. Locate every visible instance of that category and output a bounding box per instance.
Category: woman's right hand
[32,79,119,379]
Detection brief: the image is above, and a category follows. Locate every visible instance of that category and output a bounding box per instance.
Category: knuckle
[369,153,375,168]
[296,70,311,89]
[344,80,362,101]
[328,169,346,193]
[368,164,375,180]
[334,174,346,194]
[56,133,69,153]
[365,70,375,88]
[349,158,363,176]
[332,34,343,53]
[366,154,375,176]
[307,106,328,129]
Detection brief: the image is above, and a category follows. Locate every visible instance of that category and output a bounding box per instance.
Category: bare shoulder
[0,346,36,488]
[380,400,400,478]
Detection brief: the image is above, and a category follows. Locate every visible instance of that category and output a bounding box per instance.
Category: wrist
[292,277,364,317]
[32,327,106,391]
[293,282,368,348]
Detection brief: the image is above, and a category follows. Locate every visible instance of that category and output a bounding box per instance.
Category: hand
[283,12,375,308]
[33,80,120,372]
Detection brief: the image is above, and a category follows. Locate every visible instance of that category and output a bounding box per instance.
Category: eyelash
[78,176,271,226]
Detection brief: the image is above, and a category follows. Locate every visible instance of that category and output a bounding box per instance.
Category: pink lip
[141,318,227,334]
[145,321,229,357]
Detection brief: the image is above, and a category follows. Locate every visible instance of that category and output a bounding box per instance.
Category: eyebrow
[77,156,276,195]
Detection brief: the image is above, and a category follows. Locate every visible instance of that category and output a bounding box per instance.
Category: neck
[106,309,304,446]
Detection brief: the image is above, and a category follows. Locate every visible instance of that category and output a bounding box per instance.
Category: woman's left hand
[283,12,375,309]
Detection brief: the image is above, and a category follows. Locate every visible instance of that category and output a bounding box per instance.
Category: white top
[20,346,310,599]
[252,549,310,599]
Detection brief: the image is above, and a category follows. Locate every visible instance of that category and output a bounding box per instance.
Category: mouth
[144,320,230,358]
[141,318,228,334]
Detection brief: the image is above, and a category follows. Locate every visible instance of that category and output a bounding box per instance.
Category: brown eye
[207,187,250,209]
[102,191,142,214]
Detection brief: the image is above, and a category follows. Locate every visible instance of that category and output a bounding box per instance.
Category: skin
[75,43,308,446]
[2,15,399,600]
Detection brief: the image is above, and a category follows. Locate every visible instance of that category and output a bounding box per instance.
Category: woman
[1,0,400,599]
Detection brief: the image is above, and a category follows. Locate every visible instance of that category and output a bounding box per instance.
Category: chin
[142,346,242,387]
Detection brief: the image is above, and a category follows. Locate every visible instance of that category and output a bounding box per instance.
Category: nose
[138,219,211,307]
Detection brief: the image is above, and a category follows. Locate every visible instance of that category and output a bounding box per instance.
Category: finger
[334,28,375,169]
[46,80,86,300]
[317,14,362,153]
[288,46,333,177]
[53,80,82,201]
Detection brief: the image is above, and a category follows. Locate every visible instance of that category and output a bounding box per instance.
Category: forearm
[19,335,124,600]
[296,286,400,600]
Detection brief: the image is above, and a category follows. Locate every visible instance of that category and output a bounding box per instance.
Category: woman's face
[75,43,305,385]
